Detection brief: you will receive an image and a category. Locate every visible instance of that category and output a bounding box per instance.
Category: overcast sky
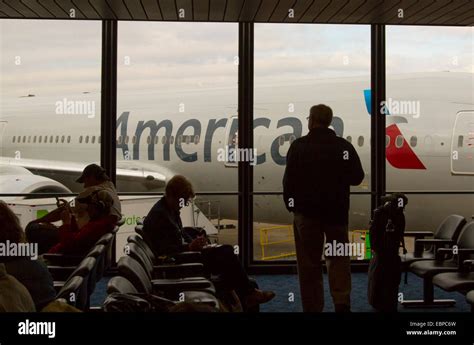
[0,20,472,99]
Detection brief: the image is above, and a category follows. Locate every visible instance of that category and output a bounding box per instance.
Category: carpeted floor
[91,272,471,312]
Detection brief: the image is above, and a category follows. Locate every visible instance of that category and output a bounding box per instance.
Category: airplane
[1,71,473,232]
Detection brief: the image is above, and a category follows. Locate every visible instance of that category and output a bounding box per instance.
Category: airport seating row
[45,220,124,311]
[401,216,474,310]
[106,229,220,310]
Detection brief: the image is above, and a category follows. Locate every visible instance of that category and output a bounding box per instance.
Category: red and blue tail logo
[364,89,426,170]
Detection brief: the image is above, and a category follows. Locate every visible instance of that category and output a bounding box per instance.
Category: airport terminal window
[117,22,239,250]
[386,25,474,233]
[253,24,370,262]
[0,19,101,195]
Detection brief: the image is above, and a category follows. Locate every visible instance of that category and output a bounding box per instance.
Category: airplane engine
[0,165,71,197]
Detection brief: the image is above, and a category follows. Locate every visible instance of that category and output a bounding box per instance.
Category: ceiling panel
[283,0,312,23]
[194,0,209,21]
[224,0,244,21]
[159,0,177,20]
[46,0,87,19]
[208,0,225,21]
[72,0,101,19]
[21,0,55,18]
[4,0,39,17]
[176,0,193,20]
[297,0,331,22]
[123,0,147,20]
[0,0,470,25]
[239,0,261,21]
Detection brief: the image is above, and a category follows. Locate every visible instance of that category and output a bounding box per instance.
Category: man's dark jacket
[142,197,192,257]
[283,127,364,225]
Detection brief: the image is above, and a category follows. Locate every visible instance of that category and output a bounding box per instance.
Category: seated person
[47,189,117,255]
[142,175,275,309]
[0,201,56,311]
[0,263,36,312]
[26,164,122,254]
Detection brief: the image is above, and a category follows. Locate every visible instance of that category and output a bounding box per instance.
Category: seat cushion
[409,260,458,278]
[432,272,474,292]
[401,252,435,266]
[466,290,474,305]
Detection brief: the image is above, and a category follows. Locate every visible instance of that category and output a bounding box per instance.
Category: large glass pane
[116,22,239,248]
[253,24,371,262]
[253,194,371,262]
[0,20,102,199]
[386,26,474,230]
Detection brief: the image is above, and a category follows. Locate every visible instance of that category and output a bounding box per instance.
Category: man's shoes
[334,304,351,313]
[244,289,276,309]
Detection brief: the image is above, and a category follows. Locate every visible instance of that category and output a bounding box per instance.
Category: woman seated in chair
[48,189,117,256]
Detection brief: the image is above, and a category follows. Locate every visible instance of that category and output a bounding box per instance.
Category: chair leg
[402,276,456,308]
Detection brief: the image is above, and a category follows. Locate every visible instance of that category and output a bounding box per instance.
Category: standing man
[283,104,364,312]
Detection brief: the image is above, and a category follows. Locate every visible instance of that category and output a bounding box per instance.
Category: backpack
[369,198,407,257]
[367,194,408,312]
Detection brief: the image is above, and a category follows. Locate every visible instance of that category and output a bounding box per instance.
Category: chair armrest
[435,248,454,262]
[173,251,203,264]
[457,249,474,264]
[48,266,76,281]
[43,253,84,266]
[415,239,454,257]
[405,231,434,239]
[151,278,214,298]
[153,263,205,279]
[462,260,474,271]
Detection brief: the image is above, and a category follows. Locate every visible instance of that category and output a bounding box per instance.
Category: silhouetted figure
[26,164,121,254]
[143,175,275,310]
[0,201,55,311]
[283,104,364,312]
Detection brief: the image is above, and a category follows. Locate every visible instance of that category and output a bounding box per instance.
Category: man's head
[76,189,113,220]
[308,104,333,130]
[165,175,195,210]
[76,164,110,188]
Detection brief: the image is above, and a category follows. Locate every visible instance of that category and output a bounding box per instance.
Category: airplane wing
[0,157,168,194]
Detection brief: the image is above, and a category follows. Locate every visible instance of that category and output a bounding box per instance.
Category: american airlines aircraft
[1,72,473,231]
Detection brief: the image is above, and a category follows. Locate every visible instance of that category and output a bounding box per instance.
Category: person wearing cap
[25,164,121,254]
[74,164,121,228]
[48,189,117,255]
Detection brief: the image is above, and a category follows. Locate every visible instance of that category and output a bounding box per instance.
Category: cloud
[0,20,472,101]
